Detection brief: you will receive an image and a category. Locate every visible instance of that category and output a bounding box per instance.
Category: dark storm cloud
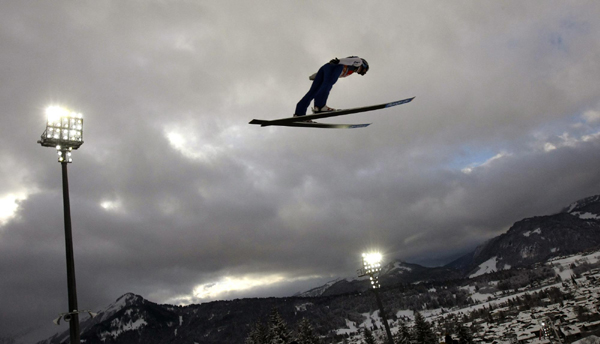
[1,0,600,340]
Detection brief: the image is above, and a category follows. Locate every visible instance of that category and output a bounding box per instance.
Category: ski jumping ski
[249,96,415,129]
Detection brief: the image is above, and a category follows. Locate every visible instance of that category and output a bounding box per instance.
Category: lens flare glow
[362,252,382,266]
[45,106,70,124]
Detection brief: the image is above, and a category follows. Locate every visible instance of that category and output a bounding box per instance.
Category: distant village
[453,267,600,343]
[341,251,600,344]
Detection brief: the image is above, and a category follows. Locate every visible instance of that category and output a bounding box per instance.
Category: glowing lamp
[38,105,84,162]
[361,252,382,289]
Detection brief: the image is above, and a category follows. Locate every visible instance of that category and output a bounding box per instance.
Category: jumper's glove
[329,58,340,64]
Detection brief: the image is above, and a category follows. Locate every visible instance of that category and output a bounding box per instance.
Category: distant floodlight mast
[37,105,84,344]
[358,252,393,344]
[362,252,382,288]
[539,317,563,343]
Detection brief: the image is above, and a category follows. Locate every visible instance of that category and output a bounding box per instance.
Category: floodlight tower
[358,252,394,344]
[539,317,563,343]
[38,105,84,344]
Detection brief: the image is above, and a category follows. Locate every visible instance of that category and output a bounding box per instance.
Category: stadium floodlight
[539,317,563,343]
[358,251,393,344]
[37,105,85,343]
[361,252,382,289]
[363,252,382,266]
[38,105,84,162]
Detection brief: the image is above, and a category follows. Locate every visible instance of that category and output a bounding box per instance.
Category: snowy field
[333,249,600,344]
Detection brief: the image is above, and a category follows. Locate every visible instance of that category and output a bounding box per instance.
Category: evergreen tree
[412,311,437,344]
[295,318,321,344]
[456,324,474,344]
[362,327,377,344]
[246,320,268,344]
[394,321,412,344]
[269,309,291,344]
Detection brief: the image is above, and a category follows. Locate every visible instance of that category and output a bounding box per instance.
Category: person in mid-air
[294,56,369,120]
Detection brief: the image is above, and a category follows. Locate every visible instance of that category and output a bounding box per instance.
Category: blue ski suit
[294,56,365,116]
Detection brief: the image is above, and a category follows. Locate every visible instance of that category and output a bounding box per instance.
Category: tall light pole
[540,317,563,343]
[358,252,394,344]
[38,105,84,344]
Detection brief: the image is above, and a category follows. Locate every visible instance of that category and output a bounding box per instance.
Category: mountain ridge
[301,195,600,297]
[445,196,600,278]
[36,194,600,344]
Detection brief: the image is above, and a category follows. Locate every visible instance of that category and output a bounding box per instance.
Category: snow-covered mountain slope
[37,293,147,344]
[448,195,600,277]
[37,194,600,344]
[564,195,600,219]
[39,249,600,344]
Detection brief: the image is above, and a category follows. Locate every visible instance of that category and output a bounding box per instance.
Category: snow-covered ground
[573,335,600,344]
[333,250,600,344]
[469,256,499,278]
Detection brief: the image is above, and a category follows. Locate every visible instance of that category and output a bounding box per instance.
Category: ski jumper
[294,57,365,116]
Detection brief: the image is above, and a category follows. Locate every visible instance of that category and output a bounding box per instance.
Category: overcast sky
[2,0,600,339]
